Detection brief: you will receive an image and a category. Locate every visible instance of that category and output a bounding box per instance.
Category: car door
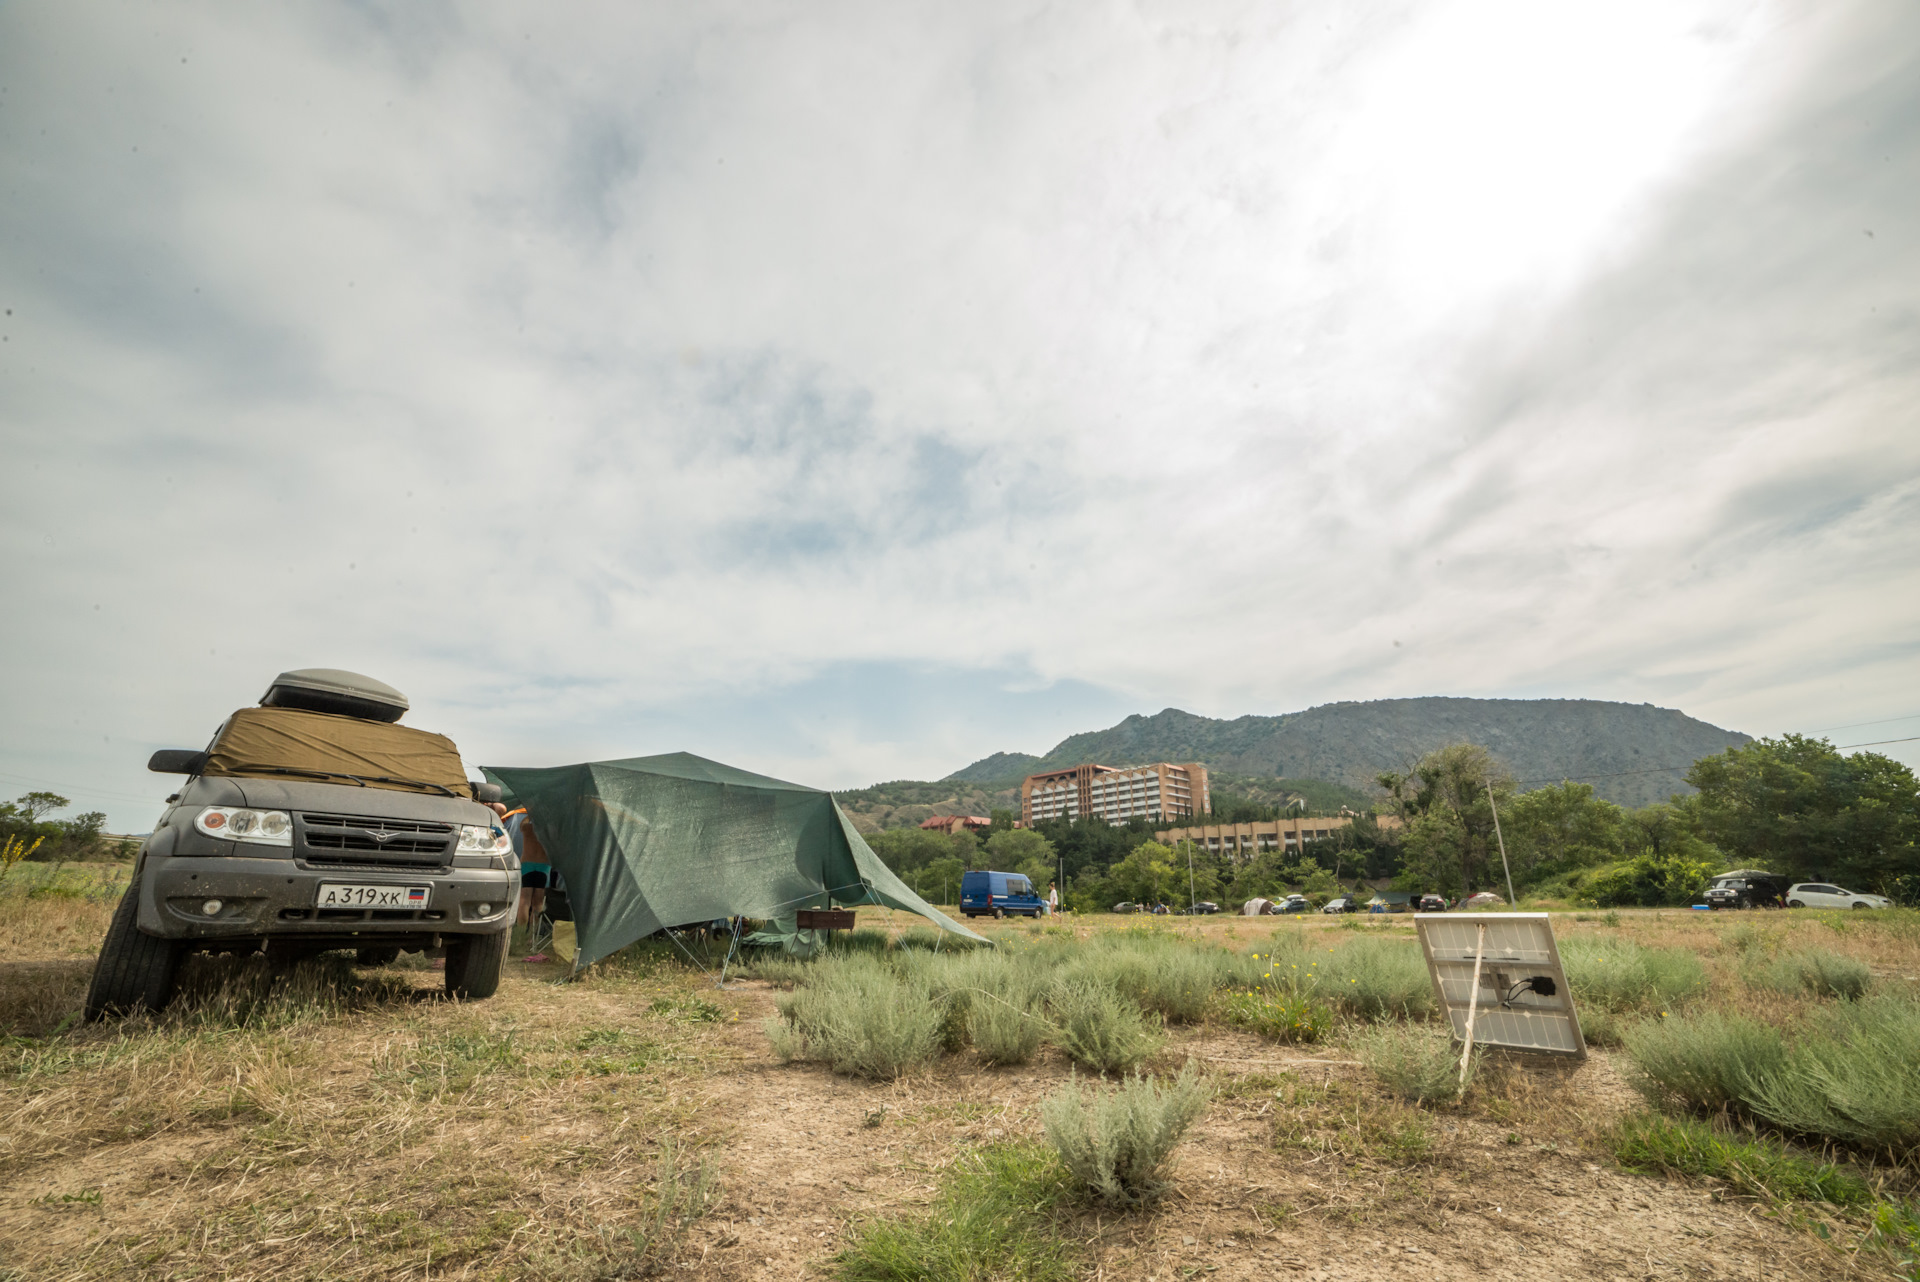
[1798,884,1842,908]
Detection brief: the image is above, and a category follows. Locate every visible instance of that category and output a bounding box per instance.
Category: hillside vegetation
[944,697,1750,808]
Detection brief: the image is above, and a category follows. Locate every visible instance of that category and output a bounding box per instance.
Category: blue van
[959,870,1047,919]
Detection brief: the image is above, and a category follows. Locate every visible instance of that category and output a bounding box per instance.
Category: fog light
[477,903,492,915]
[202,899,222,915]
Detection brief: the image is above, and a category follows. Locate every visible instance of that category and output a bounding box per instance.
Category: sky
[2,0,1916,832]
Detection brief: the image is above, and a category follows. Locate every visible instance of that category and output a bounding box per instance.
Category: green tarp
[481,752,986,968]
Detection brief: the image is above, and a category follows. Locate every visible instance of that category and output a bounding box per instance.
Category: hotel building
[1021,762,1209,827]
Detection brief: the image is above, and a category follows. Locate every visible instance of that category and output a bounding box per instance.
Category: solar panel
[1414,912,1586,1059]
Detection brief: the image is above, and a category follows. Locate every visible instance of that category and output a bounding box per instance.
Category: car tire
[84,877,184,1021]
[354,946,402,967]
[993,907,1004,919]
[1788,899,1804,908]
[444,929,508,1000]
[1852,902,1872,910]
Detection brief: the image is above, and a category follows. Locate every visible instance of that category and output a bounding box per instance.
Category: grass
[772,956,944,1079]
[1313,936,1434,1021]
[836,1141,1078,1282]
[1610,1113,1872,1206]
[1047,978,1164,1074]
[1040,1061,1207,1205]
[1270,1071,1435,1166]
[1559,936,1709,1046]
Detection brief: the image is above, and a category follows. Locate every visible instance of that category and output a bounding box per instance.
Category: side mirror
[471,782,503,804]
[149,749,210,775]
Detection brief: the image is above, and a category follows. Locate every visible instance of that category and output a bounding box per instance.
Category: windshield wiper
[236,765,458,798]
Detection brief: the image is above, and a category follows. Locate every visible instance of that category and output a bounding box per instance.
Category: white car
[1785,883,1891,910]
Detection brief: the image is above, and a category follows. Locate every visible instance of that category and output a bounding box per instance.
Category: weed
[1560,937,1707,1016]
[1218,988,1332,1043]
[1604,911,1622,928]
[1354,1023,1476,1105]
[1271,1073,1433,1165]
[1048,978,1163,1074]
[383,1027,524,1097]
[1610,1112,1870,1206]
[648,994,727,1022]
[1040,1061,1207,1206]
[1622,1009,1786,1115]
[1747,993,1920,1158]
[966,983,1046,1067]
[1753,950,1872,1001]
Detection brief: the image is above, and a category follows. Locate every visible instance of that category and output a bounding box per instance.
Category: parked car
[1461,891,1505,909]
[1416,894,1449,913]
[1112,901,1139,914]
[86,668,516,1020]
[960,870,1047,918]
[1321,896,1359,914]
[1704,871,1789,910]
[1275,894,1311,914]
[1183,900,1221,915]
[1367,892,1416,914]
[1786,883,1891,910]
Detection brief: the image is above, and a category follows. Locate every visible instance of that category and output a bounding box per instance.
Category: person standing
[503,806,551,962]
[1047,881,1061,916]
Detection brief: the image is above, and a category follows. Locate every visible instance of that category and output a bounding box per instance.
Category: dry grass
[2,893,1914,1280]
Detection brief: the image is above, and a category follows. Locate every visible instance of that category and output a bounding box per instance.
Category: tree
[1110,841,1180,906]
[1382,744,1516,896]
[1502,782,1623,880]
[16,792,70,824]
[1686,736,1920,888]
[985,827,1055,871]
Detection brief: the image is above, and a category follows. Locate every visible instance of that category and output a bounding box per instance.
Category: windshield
[204,706,470,797]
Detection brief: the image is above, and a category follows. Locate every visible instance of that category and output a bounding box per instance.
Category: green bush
[1217,988,1332,1044]
[1354,1023,1475,1104]
[1039,1062,1208,1206]
[771,957,944,1079]
[1611,1113,1870,1206]
[1561,937,1708,1015]
[1579,853,1716,907]
[836,1141,1076,1282]
[1753,950,1872,1001]
[1063,939,1228,1024]
[967,976,1046,1067]
[1623,1010,1787,1115]
[1316,938,1434,1021]
[1048,979,1164,1074]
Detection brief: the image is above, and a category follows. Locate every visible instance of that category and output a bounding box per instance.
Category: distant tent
[482,752,987,969]
[1242,898,1276,916]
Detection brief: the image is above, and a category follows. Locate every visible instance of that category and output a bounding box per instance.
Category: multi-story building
[1021,762,1209,827]
[1154,814,1400,860]
[918,814,991,835]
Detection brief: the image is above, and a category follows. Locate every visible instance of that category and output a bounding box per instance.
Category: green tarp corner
[481,752,987,968]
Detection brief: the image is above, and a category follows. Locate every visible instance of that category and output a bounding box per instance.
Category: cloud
[2,0,1916,829]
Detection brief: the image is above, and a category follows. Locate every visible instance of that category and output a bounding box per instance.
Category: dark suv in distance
[1704,871,1788,910]
[85,669,519,1019]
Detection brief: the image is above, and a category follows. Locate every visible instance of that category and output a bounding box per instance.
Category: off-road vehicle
[85,669,519,1019]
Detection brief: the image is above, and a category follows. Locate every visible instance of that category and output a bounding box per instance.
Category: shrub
[1218,988,1332,1044]
[1747,993,1920,1157]
[1064,940,1227,1024]
[1040,1062,1208,1206]
[1049,979,1164,1074]
[967,978,1046,1066]
[1561,937,1707,1016]
[1622,1010,1788,1114]
[1316,938,1434,1021]
[1354,1023,1475,1104]
[837,1142,1075,1282]
[1753,950,1872,1001]
[770,957,943,1079]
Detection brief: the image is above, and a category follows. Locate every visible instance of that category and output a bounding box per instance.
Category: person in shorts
[503,806,551,961]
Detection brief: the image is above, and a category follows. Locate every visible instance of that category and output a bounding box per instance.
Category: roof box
[260,668,409,723]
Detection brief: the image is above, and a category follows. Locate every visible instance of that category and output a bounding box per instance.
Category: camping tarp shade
[482,752,987,968]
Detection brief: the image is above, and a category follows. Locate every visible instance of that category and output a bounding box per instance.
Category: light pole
[1486,782,1517,906]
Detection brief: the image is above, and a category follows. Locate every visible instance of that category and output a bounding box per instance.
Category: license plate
[317,883,430,909]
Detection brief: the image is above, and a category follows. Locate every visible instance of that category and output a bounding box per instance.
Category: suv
[1704,871,1788,910]
[85,669,519,1019]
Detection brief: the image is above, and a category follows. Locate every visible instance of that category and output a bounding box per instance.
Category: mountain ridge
[942,696,1751,809]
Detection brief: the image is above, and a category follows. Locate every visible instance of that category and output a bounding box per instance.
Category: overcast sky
[3,0,1916,830]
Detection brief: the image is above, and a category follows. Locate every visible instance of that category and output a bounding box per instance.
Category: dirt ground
[0,899,1906,1280]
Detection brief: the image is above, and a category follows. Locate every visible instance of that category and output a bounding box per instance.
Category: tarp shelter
[482,752,987,969]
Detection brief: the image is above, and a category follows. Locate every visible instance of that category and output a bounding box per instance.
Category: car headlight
[194,806,292,846]
[457,824,513,856]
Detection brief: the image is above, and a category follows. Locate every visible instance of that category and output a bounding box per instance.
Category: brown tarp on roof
[204,706,470,796]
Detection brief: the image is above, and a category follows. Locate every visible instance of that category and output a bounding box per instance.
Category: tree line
[862,735,1920,910]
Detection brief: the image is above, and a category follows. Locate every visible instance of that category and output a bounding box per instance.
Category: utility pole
[1186,839,1197,913]
[1487,782,1517,906]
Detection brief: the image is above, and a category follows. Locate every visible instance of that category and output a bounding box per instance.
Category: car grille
[298,812,454,869]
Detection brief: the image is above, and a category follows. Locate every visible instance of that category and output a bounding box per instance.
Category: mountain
[943,697,1751,809]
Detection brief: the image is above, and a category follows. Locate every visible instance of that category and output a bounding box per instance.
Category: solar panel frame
[1414,912,1587,1059]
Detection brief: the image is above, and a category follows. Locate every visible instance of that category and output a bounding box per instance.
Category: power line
[0,768,163,806]
[1836,735,1920,750]
[1814,712,1920,732]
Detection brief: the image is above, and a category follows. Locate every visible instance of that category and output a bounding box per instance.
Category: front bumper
[137,855,518,941]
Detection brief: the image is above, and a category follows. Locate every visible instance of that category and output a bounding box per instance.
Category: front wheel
[1852,902,1872,910]
[1788,899,1804,908]
[84,878,184,1020]
[444,930,508,1000]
